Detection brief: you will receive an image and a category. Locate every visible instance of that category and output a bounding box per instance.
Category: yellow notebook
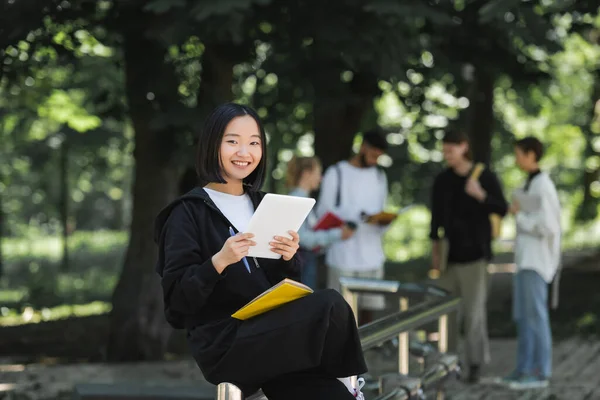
[470,162,503,239]
[231,278,313,320]
[365,211,398,225]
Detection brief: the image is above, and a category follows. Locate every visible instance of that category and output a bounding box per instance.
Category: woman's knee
[317,288,349,307]
[314,289,357,324]
[263,374,354,400]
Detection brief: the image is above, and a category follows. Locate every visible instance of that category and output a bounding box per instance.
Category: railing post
[216,383,243,400]
[341,284,359,326]
[437,314,448,354]
[398,297,409,375]
[447,309,458,353]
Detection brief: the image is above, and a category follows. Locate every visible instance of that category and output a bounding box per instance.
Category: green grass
[0,230,124,326]
[0,301,111,326]
[0,288,28,304]
[1,230,127,309]
[3,230,128,261]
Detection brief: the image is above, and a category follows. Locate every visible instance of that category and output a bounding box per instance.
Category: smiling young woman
[154,103,369,400]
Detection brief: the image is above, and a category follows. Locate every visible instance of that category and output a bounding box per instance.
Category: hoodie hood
[153,187,208,245]
[153,186,264,245]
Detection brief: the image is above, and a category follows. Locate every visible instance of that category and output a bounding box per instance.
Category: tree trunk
[267,128,282,193]
[59,137,69,272]
[313,72,378,170]
[579,157,599,221]
[196,45,235,119]
[0,187,3,278]
[178,44,235,194]
[107,9,181,361]
[466,68,495,165]
[107,152,179,361]
[577,76,600,221]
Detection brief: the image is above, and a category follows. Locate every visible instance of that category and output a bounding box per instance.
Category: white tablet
[245,193,316,259]
[513,189,541,213]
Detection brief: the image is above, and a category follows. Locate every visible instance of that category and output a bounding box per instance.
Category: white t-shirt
[316,161,388,271]
[514,172,562,283]
[203,188,254,232]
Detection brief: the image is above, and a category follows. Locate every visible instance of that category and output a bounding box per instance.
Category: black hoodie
[154,187,301,376]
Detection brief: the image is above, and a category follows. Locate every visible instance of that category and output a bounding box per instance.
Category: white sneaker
[353,377,366,400]
[508,376,549,390]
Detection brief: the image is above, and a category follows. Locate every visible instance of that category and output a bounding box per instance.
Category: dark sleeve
[481,170,508,217]
[429,175,444,240]
[160,204,225,316]
[258,256,302,284]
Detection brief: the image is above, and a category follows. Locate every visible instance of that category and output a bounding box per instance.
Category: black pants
[209,289,367,399]
[262,371,355,400]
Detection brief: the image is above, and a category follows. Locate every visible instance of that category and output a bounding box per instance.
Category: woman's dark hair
[195,103,267,191]
[515,136,544,161]
[442,129,472,161]
[363,129,388,152]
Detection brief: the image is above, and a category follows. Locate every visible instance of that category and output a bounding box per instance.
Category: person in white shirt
[502,137,561,390]
[316,130,391,324]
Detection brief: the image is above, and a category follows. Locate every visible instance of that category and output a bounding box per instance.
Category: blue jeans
[299,250,318,290]
[512,269,552,378]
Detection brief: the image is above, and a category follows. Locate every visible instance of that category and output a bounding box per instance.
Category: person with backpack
[316,130,391,325]
[429,130,508,383]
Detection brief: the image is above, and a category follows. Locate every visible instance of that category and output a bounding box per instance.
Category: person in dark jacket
[429,130,508,384]
[154,103,368,400]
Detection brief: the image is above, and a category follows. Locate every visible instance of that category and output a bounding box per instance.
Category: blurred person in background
[429,130,508,383]
[316,130,390,325]
[286,156,355,289]
[500,137,561,390]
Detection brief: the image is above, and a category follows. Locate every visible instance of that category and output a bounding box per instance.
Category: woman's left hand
[270,231,300,261]
[465,179,487,202]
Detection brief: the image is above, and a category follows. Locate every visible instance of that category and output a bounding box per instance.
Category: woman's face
[442,141,469,167]
[307,163,323,191]
[514,146,535,171]
[219,115,263,183]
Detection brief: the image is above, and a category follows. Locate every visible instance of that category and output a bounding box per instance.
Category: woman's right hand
[212,233,255,274]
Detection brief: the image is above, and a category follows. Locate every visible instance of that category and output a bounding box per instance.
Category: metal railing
[344,278,460,400]
[216,384,243,400]
[342,277,458,375]
[216,278,460,400]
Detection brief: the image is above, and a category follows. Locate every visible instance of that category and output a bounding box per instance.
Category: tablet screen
[245,193,315,259]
